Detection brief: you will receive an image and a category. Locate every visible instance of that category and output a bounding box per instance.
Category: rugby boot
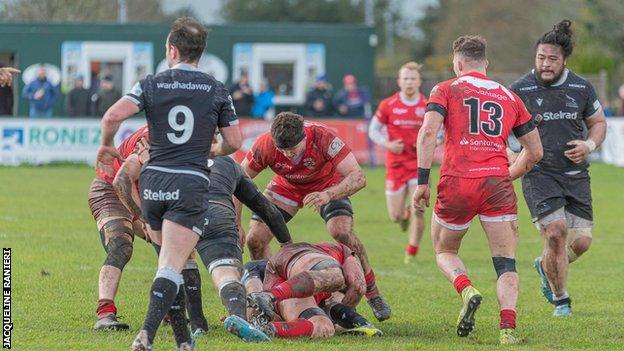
[177,340,195,351]
[130,330,152,351]
[367,294,391,322]
[499,328,521,345]
[247,292,277,321]
[404,253,414,264]
[533,257,554,304]
[191,327,208,337]
[553,298,572,317]
[94,314,129,331]
[456,285,482,337]
[343,322,383,337]
[224,315,271,342]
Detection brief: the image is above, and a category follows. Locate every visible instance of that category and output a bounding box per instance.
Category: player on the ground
[240,112,391,321]
[241,242,382,339]
[88,126,207,334]
[412,35,543,345]
[368,61,427,263]
[510,20,607,317]
[96,17,242,351]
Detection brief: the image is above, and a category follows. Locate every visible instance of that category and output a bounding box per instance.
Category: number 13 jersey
[124,63,238,174]
[427,72,534,178]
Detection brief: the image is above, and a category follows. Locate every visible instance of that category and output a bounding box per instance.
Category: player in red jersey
[368,61,427,264]
[412,36,543,345]
[242,242,381,339]
[241,112,391,321]
[88,126,207,334]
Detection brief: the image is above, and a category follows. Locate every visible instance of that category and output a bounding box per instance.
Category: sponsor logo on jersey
[416,107,426,116]
[274,162,293,170]
[536,98,543,106]
[542,111,578,121]
[518,85,538,91]
[565,95,578,108]
[327,137,345,158]
[303,157,316,170]
[593,99,601,111]
[568,83,586,89]
[459,137,504,151]
[143,189,180,201]
[156,81,213,92]
[392,107,408,115]
[392,119,422,127]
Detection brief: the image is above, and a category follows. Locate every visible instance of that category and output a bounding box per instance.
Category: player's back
[429,72,531,178]
[134,64,235,174]
[207,156,245,208]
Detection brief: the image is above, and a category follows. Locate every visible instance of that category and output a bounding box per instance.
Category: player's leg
[88,178,134,331]
[321,199,391,321]
[323,293,382,337]
[256,298,334,338]
[385,183,413,261]
[563,172,594,262]
[181,252,209,336]
[405,181,425,263]
[539,211,571,313]
[481,219,520,345]
[247,188,298,259]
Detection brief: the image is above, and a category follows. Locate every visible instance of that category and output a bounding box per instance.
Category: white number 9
[167,105,194,144]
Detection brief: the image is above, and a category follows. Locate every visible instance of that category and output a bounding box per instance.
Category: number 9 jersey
[124,63,238,174]
[427,72,534,178]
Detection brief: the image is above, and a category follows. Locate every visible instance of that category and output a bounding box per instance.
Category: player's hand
[0,67,20,87]
[303,191,331,212]
[506,148,519,165]
[564,140,591,164]
[96,145,124,177]
[135,137,150,164]
[412,184,430,210]
[385,139,404,154]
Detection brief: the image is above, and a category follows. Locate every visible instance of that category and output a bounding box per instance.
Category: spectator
[92,76,121,117]
[305,74,333,117]
[334,74,370,118]
[251,79,274,119]
[601,98,613,117]
[229,73,254,117]
[0,63,14,116]
[65,75,90,117]
[22,65,58,118]
[617,84,624,116]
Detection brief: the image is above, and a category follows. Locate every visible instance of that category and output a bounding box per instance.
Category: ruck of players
[90,17,606,350]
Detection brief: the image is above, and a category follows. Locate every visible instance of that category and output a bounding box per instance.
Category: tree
[222,0,364,23]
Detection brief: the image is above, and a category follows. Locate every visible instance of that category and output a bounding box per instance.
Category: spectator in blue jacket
[334,74,370,118]
[251,79,275,119]
[22,65,58,118]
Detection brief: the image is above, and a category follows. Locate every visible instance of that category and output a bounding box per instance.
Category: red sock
[271,272,315,301]
[406,245,419,256]
[364,270,380,299]
[452,274,472,294]
[271,319,314,338]
[96,299,116,318]
[500,309,517,329]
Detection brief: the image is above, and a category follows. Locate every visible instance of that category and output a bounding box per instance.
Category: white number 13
[167,105,194,144]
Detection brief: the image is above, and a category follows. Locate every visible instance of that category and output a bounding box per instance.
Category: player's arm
[96,99,140,175]
[341,254,366,307]
[509,129,543,180]
[564,109,607,164]
[235,176,292,245]
[411,109,444,209]
[112,153,144,222]
[212,125,242,156]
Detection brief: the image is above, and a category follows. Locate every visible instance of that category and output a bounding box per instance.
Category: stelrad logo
[143,189,180,201]
[542,111,578,121]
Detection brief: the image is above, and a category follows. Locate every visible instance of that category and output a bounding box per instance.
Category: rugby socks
[406,244,419,257]
[96,298,117,319]
[182,267,208,331]
[364,270,380,299]
[141,268,183,343]
[271,272,315,301]
[453,274,472,294]
[329,303,369,329]
[219,281,247,320]
[271,319,314,338]
[553,292,571,306]
[499,309,517,329]
[169,288,192,347]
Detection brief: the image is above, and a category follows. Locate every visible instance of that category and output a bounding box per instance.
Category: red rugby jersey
[96,125,149,183]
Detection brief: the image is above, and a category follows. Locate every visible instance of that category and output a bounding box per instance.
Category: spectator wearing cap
[22,65,58,118]
[65,75,90,117]
[305,74,334,117]
[92,75,121,117]
[251,79,275,119]
[334,74,370,118]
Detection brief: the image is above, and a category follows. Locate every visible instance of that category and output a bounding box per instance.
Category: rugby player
[241,112,391,321]
[242,242,382,339]
[96,17,242,351]
[412,35,543,345]
[510,20,607,317]
[88,126,207,334]
[368,61,427,263]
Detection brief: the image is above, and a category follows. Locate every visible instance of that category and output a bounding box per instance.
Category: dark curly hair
[536,20,573,58]
[271,112,305,149]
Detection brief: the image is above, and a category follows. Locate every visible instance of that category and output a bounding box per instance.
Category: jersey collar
[462,71,488,79]
[171,63,199,72]
[399,92,422,106]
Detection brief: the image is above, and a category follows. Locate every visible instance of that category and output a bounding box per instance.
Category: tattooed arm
[113,153,144,221]
[340,255,366,307]
[303,153,366,211]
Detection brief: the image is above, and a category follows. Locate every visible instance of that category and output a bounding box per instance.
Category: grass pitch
[2,164,623,350]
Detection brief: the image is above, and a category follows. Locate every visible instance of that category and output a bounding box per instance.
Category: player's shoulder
[430,77,456,95]
[510,71,538,93]
[562,70,595,92]
[379,92,400,107]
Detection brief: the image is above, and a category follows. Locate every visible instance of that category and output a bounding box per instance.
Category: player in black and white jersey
[95,17,242,351]
[510,20,607,317]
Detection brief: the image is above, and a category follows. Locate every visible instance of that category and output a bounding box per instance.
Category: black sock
[329,303,370,329]
[142,277,178,343]
[182,268,208,331]
[152,243,161,255]
[169,287,191,347]
[220,281,247,320]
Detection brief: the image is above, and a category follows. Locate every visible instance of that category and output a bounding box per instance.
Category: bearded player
[240,112,391,321]
[368,61,427,263]
[412,35,543,345]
